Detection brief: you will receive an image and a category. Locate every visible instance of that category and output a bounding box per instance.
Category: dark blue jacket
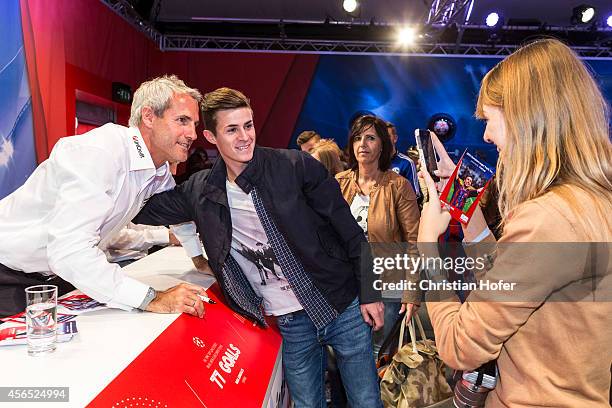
[134,146,378,324]
[390,152,421,197]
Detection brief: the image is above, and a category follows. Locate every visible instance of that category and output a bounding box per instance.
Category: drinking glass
[25,285,58,356]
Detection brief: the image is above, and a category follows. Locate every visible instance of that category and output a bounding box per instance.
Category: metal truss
[100,0,163,46]
[162,35,612,58]
[98,0,612,59]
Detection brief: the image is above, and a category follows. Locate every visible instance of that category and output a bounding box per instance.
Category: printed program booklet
[0,313,78,346]
[440,151,495,225]
[58,293,108,315]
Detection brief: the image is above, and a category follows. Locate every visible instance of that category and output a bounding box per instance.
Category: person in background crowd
[335,115,421,355]
[133,87,384,408]
[296,130,321,153]
[310,138,345,176]
[174,147,213,184]
[405,145,420,164]
[0,75,208,318]
[386,122,421,199]
[417,38,612,407]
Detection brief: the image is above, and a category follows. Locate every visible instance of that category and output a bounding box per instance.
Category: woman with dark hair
[336,115,421,352]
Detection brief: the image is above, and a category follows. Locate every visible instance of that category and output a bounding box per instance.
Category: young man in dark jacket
[134,87,383,407]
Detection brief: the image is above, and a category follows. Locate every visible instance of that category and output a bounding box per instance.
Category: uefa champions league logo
[192,336,205,348]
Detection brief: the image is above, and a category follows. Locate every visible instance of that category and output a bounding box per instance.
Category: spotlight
[485,12,500,27]
[581,7,595,22]
[397,27,416,45]
[571,4,596,24]
[343,0,358,13]
[607,14,612,27]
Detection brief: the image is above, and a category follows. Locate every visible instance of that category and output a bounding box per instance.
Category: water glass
[25,285,58,356]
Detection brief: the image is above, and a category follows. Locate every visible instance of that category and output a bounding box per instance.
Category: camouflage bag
[380,315,453,408]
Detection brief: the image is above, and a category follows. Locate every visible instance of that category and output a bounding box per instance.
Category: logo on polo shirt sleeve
[132,135,145,158]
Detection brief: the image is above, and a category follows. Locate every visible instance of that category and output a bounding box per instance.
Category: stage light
[571,5,596,24]
[397,27,416,45]
[343,0,358,13]
[607,14,612,27]
[485,12,500,27]
[581,7,595,22]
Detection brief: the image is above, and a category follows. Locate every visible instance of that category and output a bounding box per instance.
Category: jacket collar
[203,145,263,203]
[202,154,229,205]
[234,145,263,194]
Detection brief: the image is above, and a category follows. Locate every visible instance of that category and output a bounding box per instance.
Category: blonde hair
[476,39,612,239]
[311,139,344,176]
[129,75,202,127]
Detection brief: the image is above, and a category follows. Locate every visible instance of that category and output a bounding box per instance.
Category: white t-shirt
[226,180,303,316]
[350,194,370,239]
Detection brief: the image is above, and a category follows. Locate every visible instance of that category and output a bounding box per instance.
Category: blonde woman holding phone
[415,39,612,407]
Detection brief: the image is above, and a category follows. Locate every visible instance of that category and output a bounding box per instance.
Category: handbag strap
[406,314,429,354]
[400,315,418,354]
[414,313,428,342]
[407,316,418,354]
[398,314,405,349]
[378,311,428,359]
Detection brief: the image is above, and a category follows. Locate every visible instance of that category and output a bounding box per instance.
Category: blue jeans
[277,298,382,408]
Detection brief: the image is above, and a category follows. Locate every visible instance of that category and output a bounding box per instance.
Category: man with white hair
[0,75,208,318]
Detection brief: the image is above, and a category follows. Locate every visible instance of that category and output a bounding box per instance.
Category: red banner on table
[87,285,284,407]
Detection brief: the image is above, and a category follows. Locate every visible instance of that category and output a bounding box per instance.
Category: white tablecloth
[0,246,216,407]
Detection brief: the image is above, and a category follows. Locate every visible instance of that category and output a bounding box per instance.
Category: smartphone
[414,129,440,182]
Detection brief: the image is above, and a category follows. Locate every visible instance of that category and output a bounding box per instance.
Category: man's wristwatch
[138,287,157,311]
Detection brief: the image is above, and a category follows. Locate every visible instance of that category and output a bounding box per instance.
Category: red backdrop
[20,0,319,161]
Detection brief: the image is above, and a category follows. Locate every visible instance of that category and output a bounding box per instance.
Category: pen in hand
[197,294,217,304]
